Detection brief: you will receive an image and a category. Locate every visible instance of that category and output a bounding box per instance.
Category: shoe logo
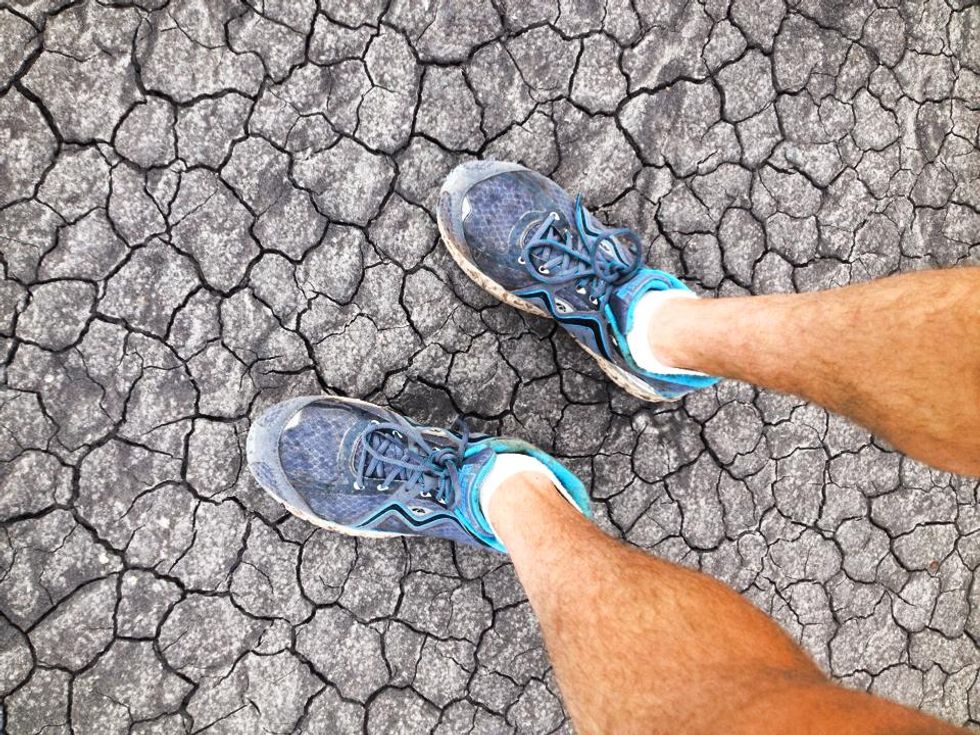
[554,298,573,314]
[356,504,495,549]
[516,288,614,360]
[357,503,454,530]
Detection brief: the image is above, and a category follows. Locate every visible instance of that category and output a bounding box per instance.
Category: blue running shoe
[437,161,719,402]
[246,396,590,552]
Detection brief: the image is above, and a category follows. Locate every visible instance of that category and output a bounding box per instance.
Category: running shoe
[246,396,590,552]
[437,161,719,401]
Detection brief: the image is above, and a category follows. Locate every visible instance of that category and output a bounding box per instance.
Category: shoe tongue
[454,443,498,536]
[609,269,671,332]
[418,428,458,449]
[458,443,496,480]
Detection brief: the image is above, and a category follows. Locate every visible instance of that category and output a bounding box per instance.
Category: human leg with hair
[485,470,969,735]
[438,162,980,476]
[247,396,969,735]
[643,267,980,476]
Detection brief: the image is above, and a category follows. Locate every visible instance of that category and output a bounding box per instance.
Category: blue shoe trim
[513,286,615,360]
[464,458,507,552]
[354,501,499,551]
[519,444,592,518]
[605,268,721,390]
[355,502,455,531]
[464,438,592,552]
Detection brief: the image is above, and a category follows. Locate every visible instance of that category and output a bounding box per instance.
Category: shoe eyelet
[353,482,362,491]
[575,286,587,295]
[538,265,550,275]
[517,256,526,265]
[589,297,598,306]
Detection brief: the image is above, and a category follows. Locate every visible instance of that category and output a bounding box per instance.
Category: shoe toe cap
[440,160,528,199]
[438,161,529,243]
[246,396,354,517]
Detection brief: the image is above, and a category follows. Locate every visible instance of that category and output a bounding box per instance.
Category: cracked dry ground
[0,0,979,732]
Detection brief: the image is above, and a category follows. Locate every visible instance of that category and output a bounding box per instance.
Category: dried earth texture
[1,0,979,732]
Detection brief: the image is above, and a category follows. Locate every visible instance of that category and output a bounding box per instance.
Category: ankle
[646,296,703,371]
[484,470,563,535]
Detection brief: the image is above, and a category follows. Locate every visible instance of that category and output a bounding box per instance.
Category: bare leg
[488,473,968,735]
[650,268,980,476]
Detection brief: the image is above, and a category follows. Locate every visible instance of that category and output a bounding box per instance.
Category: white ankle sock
[625,289,704,376]
[478,454,568,542]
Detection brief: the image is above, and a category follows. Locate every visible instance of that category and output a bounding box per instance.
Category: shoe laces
[522,195,643,311]
[354,419,471,507]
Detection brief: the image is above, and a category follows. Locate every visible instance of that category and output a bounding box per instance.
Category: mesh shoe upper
[439,161,720,401]
[460,170,578,291]
[247,396,591,552]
